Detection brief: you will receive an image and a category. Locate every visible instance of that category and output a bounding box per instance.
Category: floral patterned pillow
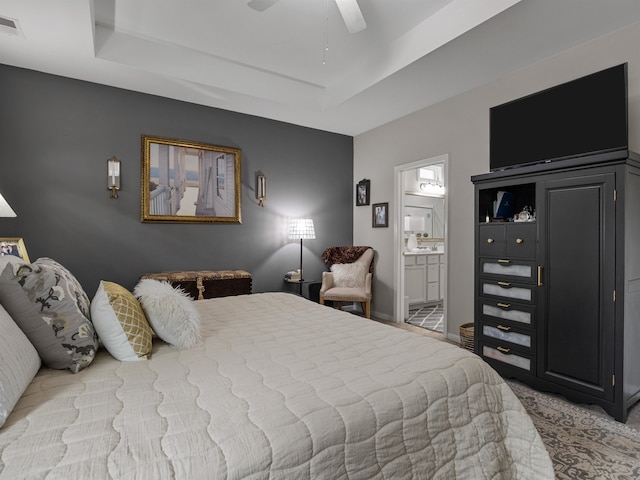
[0,258,98,373]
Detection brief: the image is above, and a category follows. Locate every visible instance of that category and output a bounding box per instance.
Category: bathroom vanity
[404,251,444,306]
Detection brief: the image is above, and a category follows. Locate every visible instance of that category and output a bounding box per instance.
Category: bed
[0,288,553,479]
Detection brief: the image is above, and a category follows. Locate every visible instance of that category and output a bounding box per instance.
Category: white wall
[354,21,640,335]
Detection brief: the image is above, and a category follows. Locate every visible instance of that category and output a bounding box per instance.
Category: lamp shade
[288,218,315,239]
[0,193,16,217]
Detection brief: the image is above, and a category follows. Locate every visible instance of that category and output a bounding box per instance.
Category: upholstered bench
[139,270,252,300]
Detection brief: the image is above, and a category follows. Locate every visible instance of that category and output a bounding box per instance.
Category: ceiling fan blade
[247,0,280,12]
[335,0,366,34]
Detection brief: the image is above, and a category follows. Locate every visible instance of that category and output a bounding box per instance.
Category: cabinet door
[405,259,427,304]
[538,172,615,400]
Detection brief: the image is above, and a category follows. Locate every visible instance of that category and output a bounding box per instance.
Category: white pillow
[330,262,368,288]
[0,303,41,429]
[133,279,202,350]
[91,281,153,362]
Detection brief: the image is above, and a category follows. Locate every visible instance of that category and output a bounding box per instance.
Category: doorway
[393,154,448,336]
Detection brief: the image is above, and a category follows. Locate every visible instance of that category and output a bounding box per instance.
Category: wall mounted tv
[490,63,628,171]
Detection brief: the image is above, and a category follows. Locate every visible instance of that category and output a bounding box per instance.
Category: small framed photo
[372,202,389,228]
[0,237,30,262]
[356,179,370,206]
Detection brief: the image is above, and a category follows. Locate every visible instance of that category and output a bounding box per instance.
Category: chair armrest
[319,271,334,295]
[364,272,372,295]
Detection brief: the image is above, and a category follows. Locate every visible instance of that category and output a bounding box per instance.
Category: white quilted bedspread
[0,292,553,479]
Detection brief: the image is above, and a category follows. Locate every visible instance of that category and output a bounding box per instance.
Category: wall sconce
[107,156,121,199]
[256,171,266,207]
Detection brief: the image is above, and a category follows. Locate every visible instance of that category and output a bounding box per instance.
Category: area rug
[507,380,640,479]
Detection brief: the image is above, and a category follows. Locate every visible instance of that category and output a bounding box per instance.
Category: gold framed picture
[141,135,242,223]
[0,237,30,262]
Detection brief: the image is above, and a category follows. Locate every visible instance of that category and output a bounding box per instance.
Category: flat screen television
[490,63,628,171]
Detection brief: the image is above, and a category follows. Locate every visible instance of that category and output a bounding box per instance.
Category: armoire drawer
[479,279,536,304]
[480,320,534,350]
[478,300,535,329]
[481,343,535,374]
[478,223,537,259]
[479,258,536,284]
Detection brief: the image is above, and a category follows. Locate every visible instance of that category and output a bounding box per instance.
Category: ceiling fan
[247,0,367,34]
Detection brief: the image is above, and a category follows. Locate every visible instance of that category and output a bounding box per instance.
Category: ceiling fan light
[335,0,366,34]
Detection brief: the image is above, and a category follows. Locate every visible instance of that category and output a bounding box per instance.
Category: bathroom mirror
[404,206,434,238]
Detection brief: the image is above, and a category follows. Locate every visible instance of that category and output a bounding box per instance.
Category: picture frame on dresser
[0,237,30,262]
[141,135,242,224]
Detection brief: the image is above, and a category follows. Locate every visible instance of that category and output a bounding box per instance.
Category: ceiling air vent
[0,15,24,38]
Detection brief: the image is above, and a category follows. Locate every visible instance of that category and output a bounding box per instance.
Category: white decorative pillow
[331,262,368,288]
[91,281,153,361]
[0,303,41,429]
[134,279,202,350]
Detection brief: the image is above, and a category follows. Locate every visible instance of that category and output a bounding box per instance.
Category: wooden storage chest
[140,270,252,300]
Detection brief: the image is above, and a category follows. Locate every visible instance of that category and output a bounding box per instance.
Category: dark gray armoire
[472,149,640,422]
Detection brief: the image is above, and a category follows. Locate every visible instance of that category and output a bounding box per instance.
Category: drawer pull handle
[497,281,511,287]
[497,302,511,309]
[516,238,524,244]
[497,259,511,265]
[497,346,511,354]
[497,324,511,331]
[487,238,494,244]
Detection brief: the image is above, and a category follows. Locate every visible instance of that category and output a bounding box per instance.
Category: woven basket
[459,322,475,352]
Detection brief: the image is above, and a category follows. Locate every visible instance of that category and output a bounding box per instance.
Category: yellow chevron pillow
[90,281,152,361]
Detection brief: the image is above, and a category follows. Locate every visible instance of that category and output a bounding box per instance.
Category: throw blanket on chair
[322,246,374,273]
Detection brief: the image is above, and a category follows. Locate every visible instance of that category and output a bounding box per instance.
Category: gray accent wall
[0,65,353,296]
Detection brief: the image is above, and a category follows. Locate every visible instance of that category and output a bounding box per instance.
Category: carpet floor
[507,380,640,479]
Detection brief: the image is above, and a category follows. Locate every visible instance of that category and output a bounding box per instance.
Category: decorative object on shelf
[514,205,535,222]
[0,192,17,217]
[493,190,515,219]
[372,202,388,228]
[107,156,121,199]
[284,270,302,282]
[256,171,266,207]
[0,237,30,262]
[356,179,370,206]
[288,218,315,282]
[141,135,241,224]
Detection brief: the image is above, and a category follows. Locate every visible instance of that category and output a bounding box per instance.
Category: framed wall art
[141,135,242,223]
[0,237,30,262]
[372,202,389,228]
[356,179,370,206]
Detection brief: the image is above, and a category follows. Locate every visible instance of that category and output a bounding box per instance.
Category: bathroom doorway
[393,154,448,336]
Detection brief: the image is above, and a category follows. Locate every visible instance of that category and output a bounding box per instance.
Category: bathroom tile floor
[406,303,444,333]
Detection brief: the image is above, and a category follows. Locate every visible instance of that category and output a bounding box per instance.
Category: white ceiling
[1,0,640,136]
